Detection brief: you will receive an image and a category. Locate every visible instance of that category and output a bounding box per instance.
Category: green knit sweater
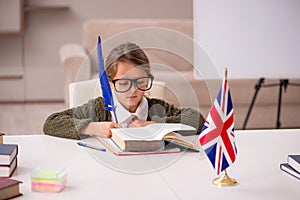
[43,97,205,140]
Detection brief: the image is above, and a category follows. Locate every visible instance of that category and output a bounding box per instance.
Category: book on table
[96,136,181,156]
[109,123,198,152]
[0,177,22,199]
[280,163,300,181]
[0,132,4,144]
[0,157,17,177]
[0,144,18,165]
[288,155,300,173]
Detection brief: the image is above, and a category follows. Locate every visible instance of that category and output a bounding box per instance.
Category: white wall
[194,0,300,79]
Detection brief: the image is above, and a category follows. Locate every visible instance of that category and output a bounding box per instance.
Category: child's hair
[105,42,151,79]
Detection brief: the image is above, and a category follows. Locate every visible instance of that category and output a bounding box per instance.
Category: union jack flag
[199,78,237,175]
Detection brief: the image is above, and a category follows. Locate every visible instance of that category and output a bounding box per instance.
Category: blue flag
[97,36,118,123]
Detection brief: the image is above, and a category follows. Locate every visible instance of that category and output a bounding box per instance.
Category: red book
[0,177,22,199]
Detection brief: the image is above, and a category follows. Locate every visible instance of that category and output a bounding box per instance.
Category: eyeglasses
[111,75,154,93]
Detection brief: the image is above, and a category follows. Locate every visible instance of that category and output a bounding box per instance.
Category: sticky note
[31,169,67,192]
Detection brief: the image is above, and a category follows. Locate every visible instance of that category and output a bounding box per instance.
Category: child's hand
[81,122,121,138]
[128,120,154,128]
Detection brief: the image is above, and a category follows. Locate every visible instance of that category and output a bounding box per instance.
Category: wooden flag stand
[212,170,238,187]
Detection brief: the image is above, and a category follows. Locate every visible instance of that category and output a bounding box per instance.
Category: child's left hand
[128,120,154,127]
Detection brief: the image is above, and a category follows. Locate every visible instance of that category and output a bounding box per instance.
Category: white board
[193,0,300,79]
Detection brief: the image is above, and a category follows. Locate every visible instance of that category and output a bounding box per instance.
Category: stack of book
[0,144,18,177]
[280,155,300,180]
[0,132,22,198]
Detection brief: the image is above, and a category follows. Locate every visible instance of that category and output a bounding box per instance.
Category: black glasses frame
[111,74,154,93]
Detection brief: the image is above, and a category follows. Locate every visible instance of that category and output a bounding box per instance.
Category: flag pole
[212,68,238,187]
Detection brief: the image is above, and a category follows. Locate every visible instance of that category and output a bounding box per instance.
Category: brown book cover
[0,132,4,144]
[110,123,197,152]
[96,136,180,156]
[0,177,22,199]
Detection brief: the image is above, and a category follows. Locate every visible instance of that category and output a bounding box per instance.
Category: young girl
[43,42,205,140]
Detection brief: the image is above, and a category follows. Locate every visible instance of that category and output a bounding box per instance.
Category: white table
[4,129,300,200]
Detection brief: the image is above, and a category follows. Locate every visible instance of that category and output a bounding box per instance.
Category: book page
[110,123,195,141]
[163,132,199,151]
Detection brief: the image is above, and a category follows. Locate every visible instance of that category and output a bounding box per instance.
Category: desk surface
[4,129,300,200]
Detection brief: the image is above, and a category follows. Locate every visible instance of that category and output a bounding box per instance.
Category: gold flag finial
[225,68,228,79]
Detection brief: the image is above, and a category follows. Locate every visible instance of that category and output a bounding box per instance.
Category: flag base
[212,170,238,187]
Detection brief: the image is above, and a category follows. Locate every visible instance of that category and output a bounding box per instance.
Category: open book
[110,123,198,152]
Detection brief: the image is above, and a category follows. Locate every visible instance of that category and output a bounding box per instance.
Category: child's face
[111,62,149,113]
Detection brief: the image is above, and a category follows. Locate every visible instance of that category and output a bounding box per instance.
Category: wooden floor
[0,103,66,135]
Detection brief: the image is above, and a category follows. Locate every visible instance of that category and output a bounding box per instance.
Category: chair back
[69,79,166,108]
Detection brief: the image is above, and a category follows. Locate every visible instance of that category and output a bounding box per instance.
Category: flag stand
[199,68,238,187]
[212,170,237,187]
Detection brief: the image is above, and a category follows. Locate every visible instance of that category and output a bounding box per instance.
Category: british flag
[199,78,237,175]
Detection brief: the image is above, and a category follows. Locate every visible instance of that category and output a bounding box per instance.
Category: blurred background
[0,0,193,134]
[0,0,299,134]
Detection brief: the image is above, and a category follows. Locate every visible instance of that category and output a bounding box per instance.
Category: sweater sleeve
[43,97,107,140]
[148,98,205,135]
